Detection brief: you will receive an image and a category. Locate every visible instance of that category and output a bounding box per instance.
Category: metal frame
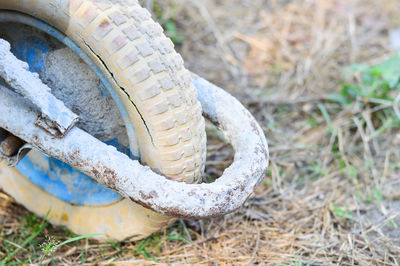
[0,71,269,218]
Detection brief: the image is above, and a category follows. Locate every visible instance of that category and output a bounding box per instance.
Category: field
[1,0,400,264]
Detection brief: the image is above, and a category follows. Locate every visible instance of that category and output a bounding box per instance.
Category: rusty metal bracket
[0,74,269,218]
[0,38,78,137]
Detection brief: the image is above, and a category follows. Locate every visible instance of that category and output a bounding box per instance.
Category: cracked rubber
[0,0,206,183]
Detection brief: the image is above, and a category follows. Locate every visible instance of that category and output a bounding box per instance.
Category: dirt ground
[1,0,400,264]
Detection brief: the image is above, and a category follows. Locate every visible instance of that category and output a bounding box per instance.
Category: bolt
[0,134,24,157]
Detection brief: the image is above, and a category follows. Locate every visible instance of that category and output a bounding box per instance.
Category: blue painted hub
[0,18,138,206]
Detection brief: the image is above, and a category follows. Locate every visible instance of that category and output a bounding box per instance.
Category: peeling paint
[0,38,78,137]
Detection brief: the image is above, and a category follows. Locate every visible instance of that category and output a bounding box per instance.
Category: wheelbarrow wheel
[0,0,206,241]
[0,0,206,181]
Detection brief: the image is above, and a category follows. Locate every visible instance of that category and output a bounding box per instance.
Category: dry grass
[2,0,400,264]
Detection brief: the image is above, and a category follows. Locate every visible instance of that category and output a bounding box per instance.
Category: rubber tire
[0,0,206,183]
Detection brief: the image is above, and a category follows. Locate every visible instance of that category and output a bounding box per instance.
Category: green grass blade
[1,219,47,264]
[50,234,101,252]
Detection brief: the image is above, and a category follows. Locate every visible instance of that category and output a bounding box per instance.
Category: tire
[0,0,206,183]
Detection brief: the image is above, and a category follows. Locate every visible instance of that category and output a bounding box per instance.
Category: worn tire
[0,0,206,183]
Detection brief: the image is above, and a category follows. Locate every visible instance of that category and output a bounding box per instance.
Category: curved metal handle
[0,74,269,218]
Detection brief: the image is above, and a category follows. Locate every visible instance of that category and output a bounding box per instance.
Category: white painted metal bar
[0,74,269,218]
[0,38,78,137]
